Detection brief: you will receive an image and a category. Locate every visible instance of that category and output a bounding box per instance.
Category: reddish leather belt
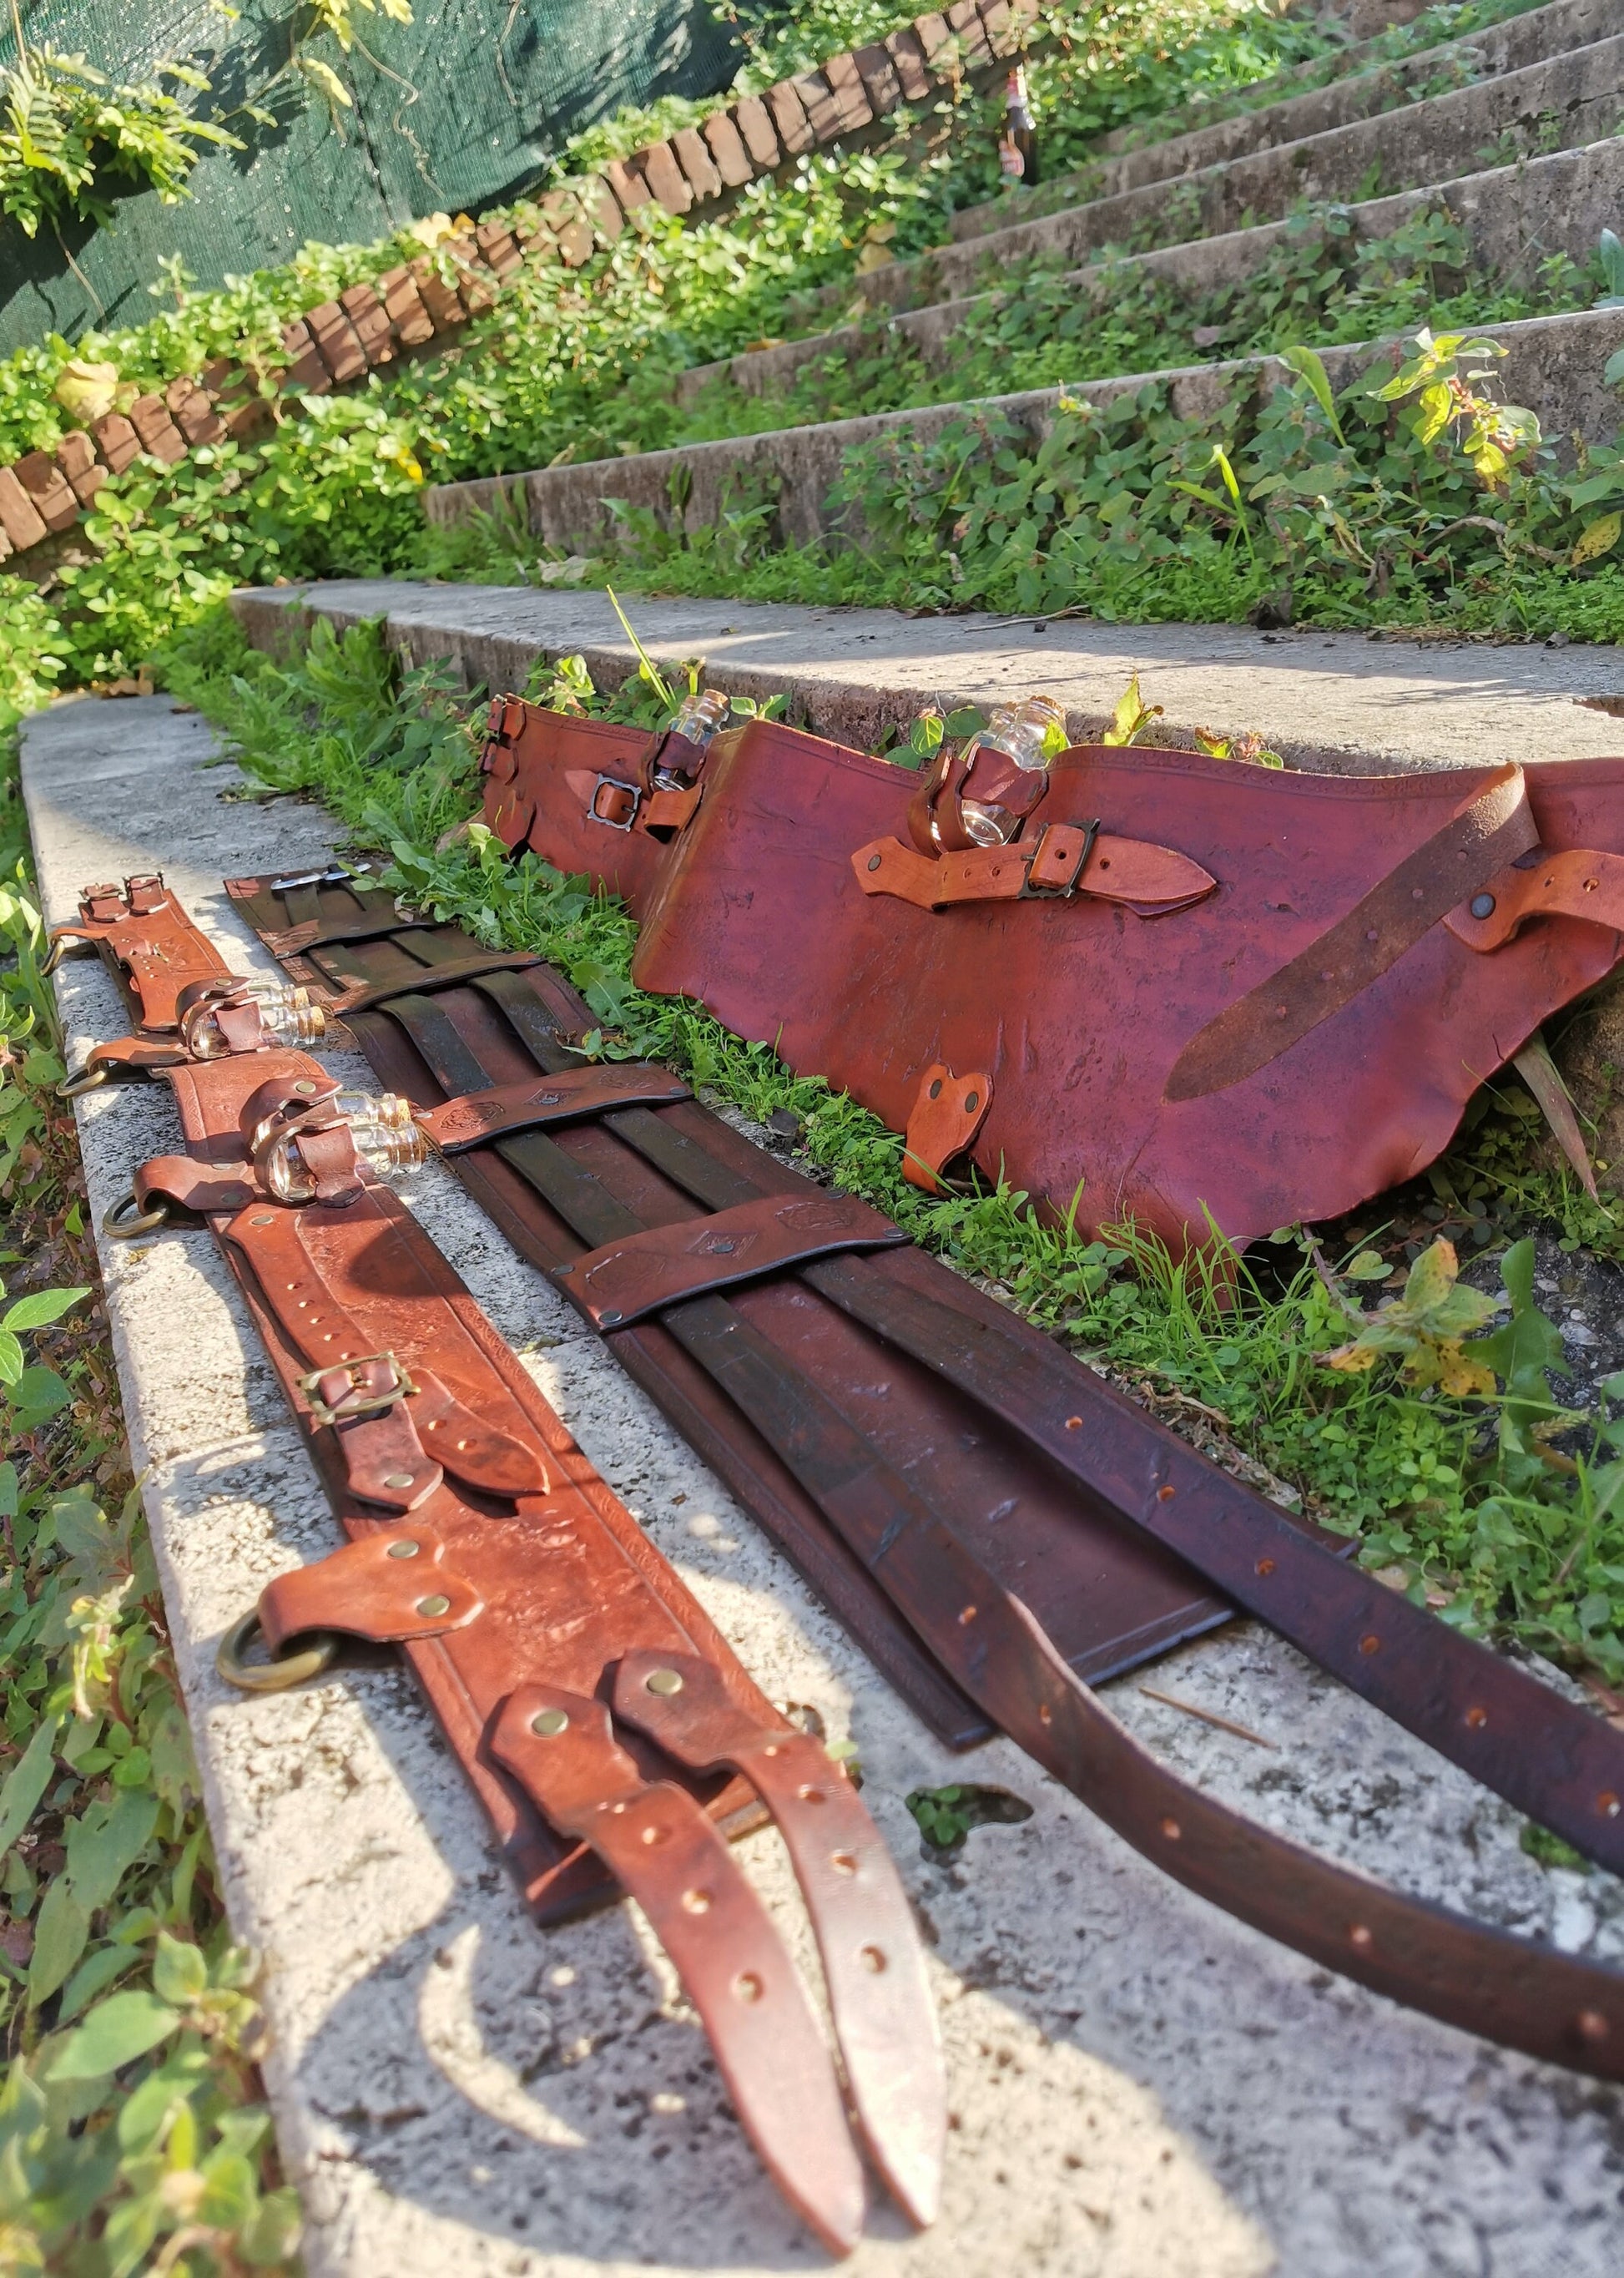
[93,1006,943,2247]
[215,866,1624,2087]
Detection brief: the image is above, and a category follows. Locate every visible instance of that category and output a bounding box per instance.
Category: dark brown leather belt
[208,866,1624,2086]
[74,909,944,2248]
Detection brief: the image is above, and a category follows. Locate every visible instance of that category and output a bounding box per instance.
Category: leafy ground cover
[152,602,1624,1703]
[0,738,300,2273]
[6,0,1584,725]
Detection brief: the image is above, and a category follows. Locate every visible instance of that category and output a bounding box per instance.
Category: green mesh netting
[0,0,740,353]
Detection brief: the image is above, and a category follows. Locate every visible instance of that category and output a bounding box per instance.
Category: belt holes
[1465,1705,1488,1730]
[641,1823,670,1847]
[1064,1416,1082,1431]
[959,1604,977,1624]
[1038,1703,1052,1725]
[831,1850,858,1876]
[1255,1558,1275,1577]
[1159,1817,1181,1841]
[860,1944,886,1974]
[798,1784,825,1804]
[682,1888,711,1914]
[1599,1791,1621,1818]
[1157,1485,1176,1503]
[1349,1924,1373,1951]
[1359,1634,1381,1655]
[1577,2009,1610,2043]
[734,1972,764,2003]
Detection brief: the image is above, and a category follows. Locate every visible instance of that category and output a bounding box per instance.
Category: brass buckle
[300,1351,416,1426]
[589,775,640,831]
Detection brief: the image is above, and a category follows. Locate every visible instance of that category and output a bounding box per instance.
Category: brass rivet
[382,1472,416,1489]
[1470,892,1496,920]
[964,1091,980,1113]
[867,854,882,873]
[250,1213,275,1226]
[928,1079,942,1100]
[531,1708,569,1737]
[292,1080,317,1095]
[386,1540,420,1559]
[645,1667,683,1696]
[600,1310,624,1326]
[416,1594,451,1618]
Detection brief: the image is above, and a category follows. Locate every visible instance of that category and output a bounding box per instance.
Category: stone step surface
[673,134,1624,408]
[426,301,1624,557]
[28,685,1624,2278]
[951,0,1606,237]
[233,578,1624,775]
[822,25,1624,318]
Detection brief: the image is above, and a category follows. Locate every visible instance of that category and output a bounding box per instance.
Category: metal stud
[416,1594,451,1618]
[382,1472,416,1490]
[645,1667,684,1697]
[531,1707,570,1737]
[1470,892,1496,919]
[386,1540,421,1559]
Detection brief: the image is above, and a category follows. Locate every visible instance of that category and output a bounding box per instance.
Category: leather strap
[855,826,1216,913]
[416,1063,691,1152]
[1165,764,1534,1102]
[1445,846,1624,951]
[614,1649,945,2228]
[51,873,232,1031]
[262,904,439,957]
[553,1191,908,1327]
[903,1064,992,1194]
[490,1685,867,2256]
[122,1036,941,2240]
[323,951,542,1018]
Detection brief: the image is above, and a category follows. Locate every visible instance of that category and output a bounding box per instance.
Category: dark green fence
[0,0,740,353]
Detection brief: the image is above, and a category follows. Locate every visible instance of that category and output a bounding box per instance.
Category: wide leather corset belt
[202,866,1624,2092]
[70,900,946,2250]
[478,700,1624,1254]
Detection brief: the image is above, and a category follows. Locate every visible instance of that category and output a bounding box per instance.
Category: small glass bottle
[263,1092,426,1202]
[958,694,1069,846]
[658,687,732,788]
[185,980,328,1059]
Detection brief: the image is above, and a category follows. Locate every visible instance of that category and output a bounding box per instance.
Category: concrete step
[814,26,1624,322]
[673,134,1624,412]
[951,0,1607,241]
[231,578,1624,776]
[426,301,1624,557]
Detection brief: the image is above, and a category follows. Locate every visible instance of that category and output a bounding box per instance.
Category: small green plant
[905,1783,1034,1857]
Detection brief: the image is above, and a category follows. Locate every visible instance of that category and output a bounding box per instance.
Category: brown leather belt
[214,866,1624,2085]
[93,1003,943,2246]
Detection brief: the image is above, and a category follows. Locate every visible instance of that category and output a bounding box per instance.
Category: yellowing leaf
[53,359,120,426]
[1574,511,1622,564]
[296,55,352,105]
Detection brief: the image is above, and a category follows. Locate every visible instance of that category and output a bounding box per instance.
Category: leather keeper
[175,980,275,1058]
[903,1064,992,1194]
[135,1155,262,1215]
[416,1063,691,1153]
[263,902,438,957]
[855,826,1217,913]
[553,1192,908,1328]
[1445,846,1624,951]
[259,1528,482,1649]
[83,1035,190,1078]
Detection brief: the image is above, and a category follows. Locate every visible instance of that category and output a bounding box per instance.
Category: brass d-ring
[215,1609,341,1695]
[103,1191,170,1240]
[58,1058,110,1099]
[40,935,68,977]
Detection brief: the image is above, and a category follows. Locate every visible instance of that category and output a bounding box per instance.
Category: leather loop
[903,1064,992,1194]
[614,1649,945,2230]
[491,1685,867,2258]
[263,903,436,957]
[553,1192,907,1328]
[1445,847,1624,951]
[134,1155,261,1217]
[415,1064,691,1154]
[323,951,542,1018]
[258,1530,482,1650]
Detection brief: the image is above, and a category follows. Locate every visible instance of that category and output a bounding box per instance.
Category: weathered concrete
[674,134,1624,408]
[21,689,1624,2277]
[426,302,1624,555]
[835,29,1624,316]
[234,577,1624,775]
[953,0,1607,236]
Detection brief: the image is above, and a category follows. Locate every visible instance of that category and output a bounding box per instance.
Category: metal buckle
[299,1351,416,1426]
[589,775,640,831]
[1022,817,1101,899]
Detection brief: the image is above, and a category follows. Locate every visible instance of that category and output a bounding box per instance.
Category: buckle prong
[589,775,640,831]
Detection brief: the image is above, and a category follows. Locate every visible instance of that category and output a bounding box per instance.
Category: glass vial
[959,694,1069,846]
